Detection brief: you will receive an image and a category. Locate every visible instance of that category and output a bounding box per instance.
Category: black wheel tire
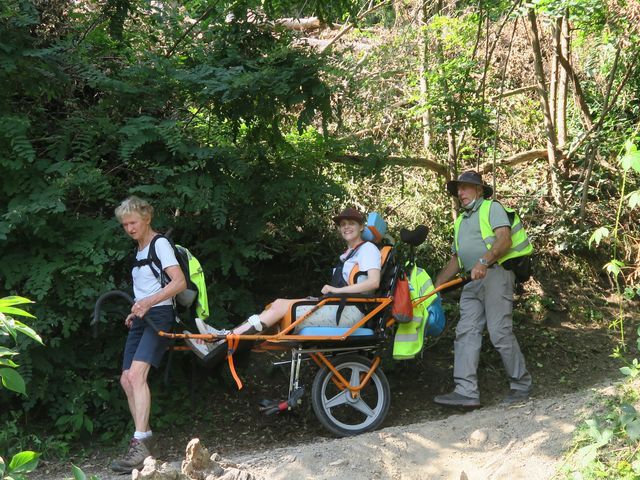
[311,355,390,437]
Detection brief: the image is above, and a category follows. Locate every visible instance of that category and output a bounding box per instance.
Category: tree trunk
[418,1,432,152]
[557,13,569,169]
[579,144,597,221]
[549,18,560,139]
[527,8,563,206]
[447,124,457,176]
[556,54,593,130]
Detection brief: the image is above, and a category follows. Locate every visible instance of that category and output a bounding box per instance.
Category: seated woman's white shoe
[195,318,230,336]
[183,330,214,359]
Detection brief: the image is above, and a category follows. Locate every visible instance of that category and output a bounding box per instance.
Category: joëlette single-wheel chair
[92,226,465,437]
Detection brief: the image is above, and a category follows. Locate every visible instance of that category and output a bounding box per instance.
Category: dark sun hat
[332,207,365,225]
[446,170,493,198]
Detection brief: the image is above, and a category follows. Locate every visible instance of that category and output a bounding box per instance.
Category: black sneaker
[433,391,481,407]
[501,389,531,405]
[110,437,153,473]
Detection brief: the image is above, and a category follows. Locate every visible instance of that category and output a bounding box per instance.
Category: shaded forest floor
[33,255,639,478]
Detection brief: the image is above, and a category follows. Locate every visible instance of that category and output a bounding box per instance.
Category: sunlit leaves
[626,190,640,209]
[588,226,609,248]
[619,359,639,379]
[604,259,624,278]
[619,141,640,173]
[4,450,40,479]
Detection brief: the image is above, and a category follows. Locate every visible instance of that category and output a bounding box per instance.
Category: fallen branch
[489,84,547,101]
[276,16,322,30]
[329,153,447,175]
[480,149,548,174]
[330,149,548,177]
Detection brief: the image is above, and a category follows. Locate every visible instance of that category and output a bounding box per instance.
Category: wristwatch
[478,257,489,267]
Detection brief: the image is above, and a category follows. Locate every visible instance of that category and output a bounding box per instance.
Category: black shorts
[122,305,174,370]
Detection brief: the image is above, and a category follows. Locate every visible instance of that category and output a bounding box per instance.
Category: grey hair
[114,196,154,222]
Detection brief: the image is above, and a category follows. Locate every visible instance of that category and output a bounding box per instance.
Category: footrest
[259,387,305,415]
[297,326,375,337]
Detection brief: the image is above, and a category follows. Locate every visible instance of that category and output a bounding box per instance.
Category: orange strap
[226,334,243,390]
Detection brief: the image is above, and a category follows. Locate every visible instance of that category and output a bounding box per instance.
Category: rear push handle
[91,290,159,337]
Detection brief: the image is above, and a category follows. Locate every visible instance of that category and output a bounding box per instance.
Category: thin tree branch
[166,1,221,58]
[480,149,549,174]
[489,83,548,101]
[567,49,640,159]
[319,0,392,54]
[330,149,548,177]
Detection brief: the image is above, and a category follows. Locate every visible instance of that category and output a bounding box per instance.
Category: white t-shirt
[132,237,179,306]
[338,241,382,291]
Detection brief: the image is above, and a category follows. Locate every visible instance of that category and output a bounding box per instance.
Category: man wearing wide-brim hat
[433,170,532,407]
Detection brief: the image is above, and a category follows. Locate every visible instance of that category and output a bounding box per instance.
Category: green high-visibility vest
[453,199,533,270]
[393,264,436,360]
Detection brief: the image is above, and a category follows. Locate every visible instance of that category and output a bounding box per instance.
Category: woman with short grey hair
[111,196,186,473]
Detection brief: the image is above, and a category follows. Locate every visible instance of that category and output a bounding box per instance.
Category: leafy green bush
[0,296,42,479]
[0,0,350,442]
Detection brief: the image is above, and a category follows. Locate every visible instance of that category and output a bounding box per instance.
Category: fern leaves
[0,116,35,167]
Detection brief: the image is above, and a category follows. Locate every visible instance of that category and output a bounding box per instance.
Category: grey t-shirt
[453,200,510,272]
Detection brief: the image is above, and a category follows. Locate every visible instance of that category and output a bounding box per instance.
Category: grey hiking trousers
[453,265,532,399]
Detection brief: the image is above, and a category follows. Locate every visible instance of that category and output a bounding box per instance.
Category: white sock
[247,314,263,332]
[134,430,152,440]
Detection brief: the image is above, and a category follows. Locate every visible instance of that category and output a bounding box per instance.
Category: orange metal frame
[159,276,465,390]
[309,352,382,396]
[159,295,394,343]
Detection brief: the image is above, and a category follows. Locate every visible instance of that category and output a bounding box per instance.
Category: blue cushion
[297,326,375,337]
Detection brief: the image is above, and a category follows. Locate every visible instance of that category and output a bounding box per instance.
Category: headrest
[362,212,387,243]
[400,225,428,247]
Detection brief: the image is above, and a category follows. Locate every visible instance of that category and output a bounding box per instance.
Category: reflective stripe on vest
[453,199,533,270]
[393,265,436,360]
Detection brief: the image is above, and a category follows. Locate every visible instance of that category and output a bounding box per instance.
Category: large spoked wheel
[311,355,390,437]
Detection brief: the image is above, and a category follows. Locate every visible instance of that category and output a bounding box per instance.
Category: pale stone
[218,468,256,480]
[132,457,184,480]
[183,438,212,472]
[469,429,488,446]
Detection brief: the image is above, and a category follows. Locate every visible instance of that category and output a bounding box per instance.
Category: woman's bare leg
[232,298,305,333]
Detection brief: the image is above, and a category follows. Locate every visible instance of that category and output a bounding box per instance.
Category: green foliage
[565,131,640,479]
[0,450,40,480]
[0,297,42,395]
[563,377,640,479]
[0,296,43,477]
[0,0,358,446]
[71,463,100,480]
[1,0,639,458]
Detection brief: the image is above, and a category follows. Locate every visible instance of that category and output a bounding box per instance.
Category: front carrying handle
[91,290,134,338]
[411,277,471,308]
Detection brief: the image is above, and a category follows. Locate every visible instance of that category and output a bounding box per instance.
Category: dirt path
[53,380,618,480]
[235,385,601,480]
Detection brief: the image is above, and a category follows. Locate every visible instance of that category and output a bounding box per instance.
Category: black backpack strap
[329,241,367,288]
[132,235,167,286]
[333,241,368,324]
